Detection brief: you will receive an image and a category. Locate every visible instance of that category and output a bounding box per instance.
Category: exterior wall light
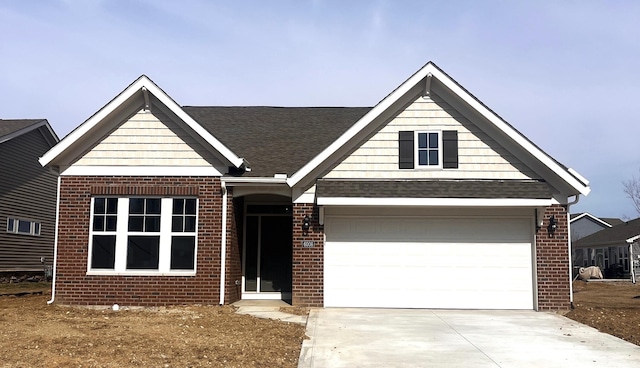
[302,215,311,232]
[547,215,558,234]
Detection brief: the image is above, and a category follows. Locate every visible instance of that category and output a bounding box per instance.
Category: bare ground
[0,283,306,368]
[565,280,640,346]
[3,281,639,367]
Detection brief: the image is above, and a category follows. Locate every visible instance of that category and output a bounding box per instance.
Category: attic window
[399,130,458,169]
[6,217,41,236]
[416,131,440,167]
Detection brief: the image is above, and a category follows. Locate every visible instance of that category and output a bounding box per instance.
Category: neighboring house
[573,218,640,279]
[40,62,590,311]
[0,119,59,275]
[570,212,623,242]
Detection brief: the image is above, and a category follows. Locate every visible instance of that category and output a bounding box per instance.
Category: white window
[88,197,198,275]
[415,131,441,168]
[6,217,40,236]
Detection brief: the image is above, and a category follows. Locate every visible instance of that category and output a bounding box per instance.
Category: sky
[1,0,639,219]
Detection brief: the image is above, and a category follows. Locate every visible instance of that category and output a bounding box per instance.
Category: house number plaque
[302,240,315,248]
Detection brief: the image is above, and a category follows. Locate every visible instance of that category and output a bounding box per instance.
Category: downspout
[47,175,61,305]
[566,194,580,309]
[219,181,228,305]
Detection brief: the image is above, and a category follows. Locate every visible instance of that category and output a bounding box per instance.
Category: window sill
[86,270,197,277]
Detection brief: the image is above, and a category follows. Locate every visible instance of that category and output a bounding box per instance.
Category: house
[0,119,59,277]
[570,212,623,242]
[573,217,640,279]
[40,62,590,310]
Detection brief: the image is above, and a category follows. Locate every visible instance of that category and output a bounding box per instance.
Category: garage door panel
[324,216,534,309]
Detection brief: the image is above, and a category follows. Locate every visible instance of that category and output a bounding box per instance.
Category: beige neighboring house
[0,119,59,276]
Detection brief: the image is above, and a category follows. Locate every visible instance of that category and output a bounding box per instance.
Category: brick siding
[292,203,324,307]
[536,204,571,310]
[54,176,224,306]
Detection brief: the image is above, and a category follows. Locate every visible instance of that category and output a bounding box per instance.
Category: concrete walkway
[233,300,308,325]
[299,308,640,368]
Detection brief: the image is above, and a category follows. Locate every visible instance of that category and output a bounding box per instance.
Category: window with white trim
[6,217,41,236]
[89,197,197,274]
[415,131,441,168]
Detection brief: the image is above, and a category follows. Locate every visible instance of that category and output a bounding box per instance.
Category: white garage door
[324,215,534,309]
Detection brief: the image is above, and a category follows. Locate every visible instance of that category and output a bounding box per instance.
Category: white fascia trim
[86,271,196,277]
[39,76,244,169]
[293,192,315,204]
[626,235,640,243]
[221,177,288,185]
[316,197,558,207]
[431,69,591,196]
[287,62,590,197]
[60,166,223,176]
[570,212,613,227]
[287,66,433,187]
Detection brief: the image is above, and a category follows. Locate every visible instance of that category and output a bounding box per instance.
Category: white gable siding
[72,109,224,167]
[324,95,540,180]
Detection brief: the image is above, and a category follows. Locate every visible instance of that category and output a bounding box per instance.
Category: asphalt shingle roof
[574,217,640,247]
[0,119,45,139]
[316,179,553,199]
[183,106,370,177]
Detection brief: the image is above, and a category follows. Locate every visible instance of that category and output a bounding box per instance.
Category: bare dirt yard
[565,280,640,346]
[0,283,306,368]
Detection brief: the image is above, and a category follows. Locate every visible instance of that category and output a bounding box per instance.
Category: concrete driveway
[299,308,640,368]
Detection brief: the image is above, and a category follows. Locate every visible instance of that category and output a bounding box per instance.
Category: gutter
[566,194,580,309]
[219,181,228,305]
[47,175,61,305]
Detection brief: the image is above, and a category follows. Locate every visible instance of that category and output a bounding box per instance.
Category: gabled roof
[574,217,640,248]
[286,61,590,197]
[183,107,369,177]
[570,212,619,228]
[0,119,59,145]
[39,76,245,169]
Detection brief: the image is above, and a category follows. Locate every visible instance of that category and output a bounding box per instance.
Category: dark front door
[244,205,292,296]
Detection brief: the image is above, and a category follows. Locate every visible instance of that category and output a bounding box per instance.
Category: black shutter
[398,131,414,169]
[442,130,458,169]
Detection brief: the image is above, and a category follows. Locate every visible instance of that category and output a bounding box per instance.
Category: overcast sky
[1,0,639,218]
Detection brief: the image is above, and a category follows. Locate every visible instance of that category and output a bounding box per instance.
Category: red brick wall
[54,176,223,306]
[292,203,324,307]
[536,204,571,310]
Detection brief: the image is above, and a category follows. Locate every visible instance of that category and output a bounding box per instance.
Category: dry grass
[0,283,306,367]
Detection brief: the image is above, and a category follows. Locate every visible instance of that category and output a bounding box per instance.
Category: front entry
[243,204,292,300]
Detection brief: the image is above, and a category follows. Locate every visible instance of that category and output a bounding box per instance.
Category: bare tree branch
[623,171,640,215]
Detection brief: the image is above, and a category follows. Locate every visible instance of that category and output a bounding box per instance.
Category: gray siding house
[0,119,59,275]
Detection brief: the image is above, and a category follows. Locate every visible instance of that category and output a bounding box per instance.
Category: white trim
[47,175,61,305]
[414,130,442,169]
[221,177,288,184]
[60,166,223,176]
[39,75,244,169]
[626,235,640,243]
[287,62,590,196]
[293,192,315,204]
[316,197,557,207]
[87,197,198,275]
[570,212,614,228]
[219,182,227,305]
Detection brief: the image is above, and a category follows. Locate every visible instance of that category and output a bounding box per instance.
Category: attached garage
[323,208,535,309]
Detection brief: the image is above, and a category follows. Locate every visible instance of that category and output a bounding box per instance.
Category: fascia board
[570,213,614,228]
[316,197,557,207]
[627,235,640,243]
[430,69,591,196]
[288,62,590,197]
[39,76,244,169]
[287,63,437,187]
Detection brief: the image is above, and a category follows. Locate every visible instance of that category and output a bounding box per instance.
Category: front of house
[40,62,590,310]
